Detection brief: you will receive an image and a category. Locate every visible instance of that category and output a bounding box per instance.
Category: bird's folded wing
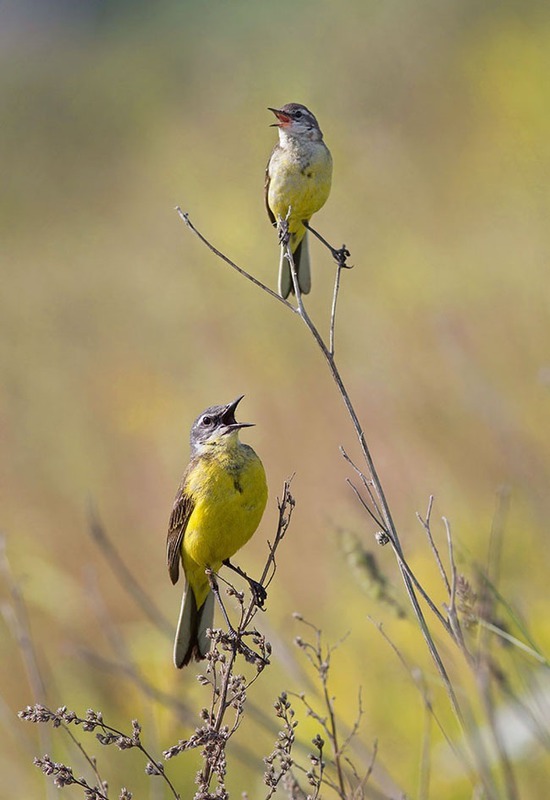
[166,482,194,585]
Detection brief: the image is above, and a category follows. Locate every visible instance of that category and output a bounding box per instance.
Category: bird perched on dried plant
[167,396,268,667]
[265,102,333,298]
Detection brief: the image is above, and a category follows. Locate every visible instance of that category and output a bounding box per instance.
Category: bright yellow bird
[265,103,333,298]
[166,396,268,668]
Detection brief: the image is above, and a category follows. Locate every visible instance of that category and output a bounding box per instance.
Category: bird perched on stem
[265,103,333,298]
[166,396,268,668]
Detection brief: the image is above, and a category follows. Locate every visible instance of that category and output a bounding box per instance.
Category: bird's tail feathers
[278,232,311,299]
[174,585,215,668]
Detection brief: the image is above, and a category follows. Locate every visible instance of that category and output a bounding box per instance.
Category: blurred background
[1,0,549,797]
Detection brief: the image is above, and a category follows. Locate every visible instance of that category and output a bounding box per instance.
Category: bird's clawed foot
[332,244,352,268]
[248,578,268,607]
[303,220,352,269]
[277,215,291,249]
[218,627,269,666]
[223,558,267,608]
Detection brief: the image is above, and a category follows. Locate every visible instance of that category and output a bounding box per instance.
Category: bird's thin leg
[206,569,237,633]
[223,558,267,608]
[303,220,352,268]
[207,568,265,664]
[277,214,291,248]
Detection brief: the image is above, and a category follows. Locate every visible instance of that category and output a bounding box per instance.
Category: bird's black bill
[221,395,254,430]
[268,107,290,127]
[225,395,245,414]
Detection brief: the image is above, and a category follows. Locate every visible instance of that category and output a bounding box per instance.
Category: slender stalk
[416,496,451,596]
[322,680,346,798]
[88,505,174,638]
[178,211,464,719]
[176,207,292,308]
[196,481,294,793]
[176,211,508,794]
[279,239,466,724]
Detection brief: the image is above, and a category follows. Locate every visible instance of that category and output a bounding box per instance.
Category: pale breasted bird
[265,103,333,299]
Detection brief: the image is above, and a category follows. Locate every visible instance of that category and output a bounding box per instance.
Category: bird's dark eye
[294,110,302,119]
[201,415,213,427]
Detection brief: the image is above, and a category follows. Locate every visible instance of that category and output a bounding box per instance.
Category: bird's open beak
[222,395,254,430]
[268,107,291,127]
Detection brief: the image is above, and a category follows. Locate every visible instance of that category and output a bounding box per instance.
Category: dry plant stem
[57,725,107,794]
[302,219,351,357]
[290,618,380,799]
[87,504,280,754]
[311,735,326,799]
[35,758,109,800]
[422,500,527,798]
[197,481,294,793]
[0,537,48,703]
[263,693,297,799]
[88,504,173,638]
[302,219,351,267]
[443,518,468,652]
[442,512,514,800]
[292,621,349,798]
[346,477,385,531]
[477,621,549,664]
[423,513,512,799]
[212,479,294,644]
[474,492,519,800]
[242,480,295,629]
[433,491,521,800]
[416,496,451,595]
[283,646,402,799]
[21,707,181,800]
[354,738,378,798]
[85,517,279,762]
[329,262,342,356]
[281,235,467,729]
[197,607,254,791]
[200,649,239,788]
[344,468,452,633]
[340,447,385,528]
[479,573,546,660]
[81,569,198,728]
[369,618,474,781]
[0,537,56,800]
[339,688,364,758]
[178,211,465,731]
[418,682,432,800]
[176,207,292,308]
[77,646,197,726]
[323,680,346,798]
[389,522,452,631]
[207,570,240,637]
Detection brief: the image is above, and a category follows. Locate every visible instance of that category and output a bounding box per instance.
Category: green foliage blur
[2,0,549,797]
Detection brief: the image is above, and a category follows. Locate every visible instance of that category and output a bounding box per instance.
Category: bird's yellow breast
[182,437,267,606]
[268,140,332,233]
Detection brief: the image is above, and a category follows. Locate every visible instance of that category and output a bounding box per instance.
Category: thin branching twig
[163,481,294,799]
[287,616,375,799]
[177,210,466,737]
[19,705,180,799]
[175,209,546,799]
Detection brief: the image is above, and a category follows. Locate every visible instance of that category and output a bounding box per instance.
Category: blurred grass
[1,0,550,797]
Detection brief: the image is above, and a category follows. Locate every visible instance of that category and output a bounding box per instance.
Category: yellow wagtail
[167,396,268,668]
[265,103,333,298]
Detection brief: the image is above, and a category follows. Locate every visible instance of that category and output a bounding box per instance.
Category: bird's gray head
[189,395,253,453]
[268,103,324,141]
